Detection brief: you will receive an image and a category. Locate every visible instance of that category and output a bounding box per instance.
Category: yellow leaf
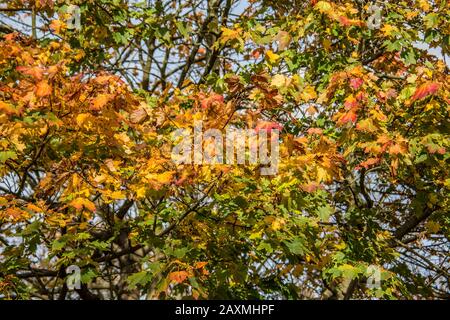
[271,74,290,88]
[130,107,148,124]
[275,30,291,50]
[0,101,18,116]
[265,50,280,64]
[300,86,317,101]
[109,190,126,200]
[271,218,286,231]
[381,24,397,36]
[315,1,332,13]
[418,0,431,12]
[76,113,90,126]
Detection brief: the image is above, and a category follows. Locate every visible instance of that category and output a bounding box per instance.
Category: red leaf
[201,93,224,109]
[254,121,283,133]
[338,110,357,124]
[349,78,363,90]
[411,82,440,102]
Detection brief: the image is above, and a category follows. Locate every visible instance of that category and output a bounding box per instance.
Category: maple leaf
[275,30,291,50]
[36,81,52,97]
[168,271,189,284]
[356,118,377,133]
[200,93,224,109]
[381,24,397,36]
[16,66,44,80]
[300,86,317,101]
[49,20,65,33]
[315,1,332,13]
[271,74,290,88]
[349,78,363,90]
[0,101,18,116]
[338,110,358,124]
[307,128,323,135]
[69,198,96,212]
[411,82,440,102]
[344,95,358,109]
[388,144,407,155]
[265,50,280,64]
[254,121,283,133]
[220,27,242,43]
[339,16,351,26]
[301,182,322,193]
[91,94,110,110]
[356,158,380,170]
[194,262,208,269]
[130,108,148,124]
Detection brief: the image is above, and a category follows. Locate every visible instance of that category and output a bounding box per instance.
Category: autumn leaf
[194,262,208,269]
[411,82,440,102]
[168,271,189,284]
[307,128,323,135]
[254,121,283,133]
[275,30,291,50]
[349,78,363,90]
[265,50,280,64]
[91,94,110,110]
[16,66,44,80]
[36,81,52,97]
[315,1,332,13]
[130,108,148,124]
[338,110,357,124]
[69,198,96,212]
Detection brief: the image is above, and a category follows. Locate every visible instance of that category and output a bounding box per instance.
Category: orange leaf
[307,128,323,135]
[16,66,44,80]
[388,144,406,155]
[168,271,189,284]
[195,262,208,269]
[91,94,110,111]
[36,81,52,97]
[69,198,96,212]
[338,110,357,124]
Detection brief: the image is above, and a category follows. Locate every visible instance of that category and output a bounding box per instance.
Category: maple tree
[0,0,449,300]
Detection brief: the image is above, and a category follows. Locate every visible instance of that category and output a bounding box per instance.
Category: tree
[0,0,448,300]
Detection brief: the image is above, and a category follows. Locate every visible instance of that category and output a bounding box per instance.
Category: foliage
[0,0,449,299]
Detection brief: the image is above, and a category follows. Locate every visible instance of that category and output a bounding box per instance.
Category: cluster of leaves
[0,0,449,299]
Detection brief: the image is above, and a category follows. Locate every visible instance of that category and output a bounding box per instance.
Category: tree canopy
[0,0,449,300]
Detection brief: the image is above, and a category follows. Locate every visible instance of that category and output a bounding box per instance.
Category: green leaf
[317,205,333,222]
[127,271,151,288]
[0,151,17,163]
[52,238,67,251]
[81,269,97,284]
[285,238,306,255]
